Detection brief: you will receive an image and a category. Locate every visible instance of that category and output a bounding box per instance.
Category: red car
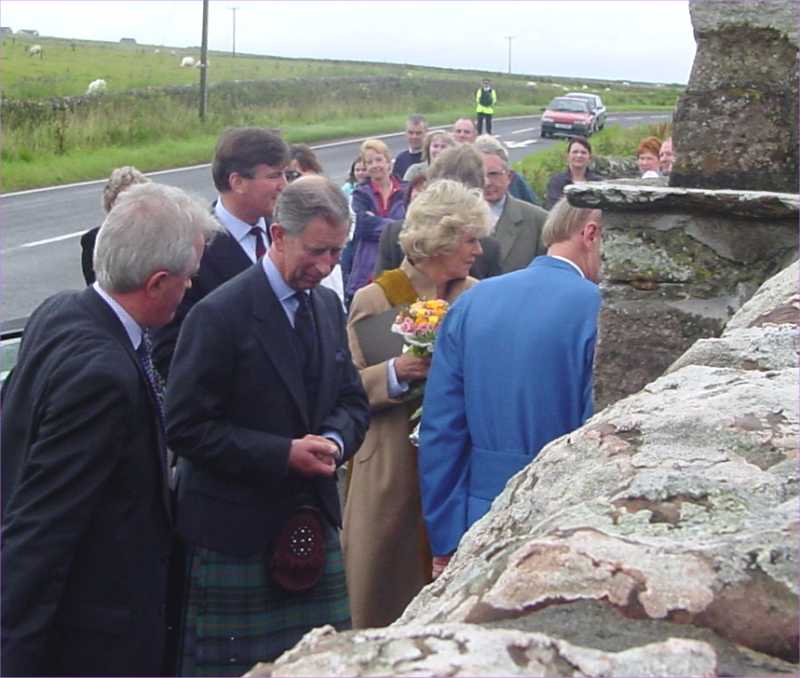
[540,97,595,138]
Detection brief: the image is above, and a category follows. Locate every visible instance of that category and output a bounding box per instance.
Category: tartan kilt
[179,526,350,677]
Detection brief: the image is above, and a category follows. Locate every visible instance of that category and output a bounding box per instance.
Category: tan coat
[342,260,475,629]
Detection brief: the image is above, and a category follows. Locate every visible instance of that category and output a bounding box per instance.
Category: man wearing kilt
[166,176,369,676]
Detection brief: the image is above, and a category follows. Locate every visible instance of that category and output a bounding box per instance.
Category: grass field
[2,34,683,192]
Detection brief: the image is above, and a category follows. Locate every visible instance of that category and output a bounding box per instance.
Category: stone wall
[566,181,797,409]
[671,0,799,191]
[248,261,799,677]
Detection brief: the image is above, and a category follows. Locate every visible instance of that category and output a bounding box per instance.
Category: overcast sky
[3,1,696,83]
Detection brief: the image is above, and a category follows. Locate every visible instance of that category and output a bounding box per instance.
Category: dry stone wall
[566,181,797,409]
[248,262,799,677]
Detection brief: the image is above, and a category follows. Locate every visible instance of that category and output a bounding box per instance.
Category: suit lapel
[249,267,311,429]
[81,288,173,524]
[494,196,522,265]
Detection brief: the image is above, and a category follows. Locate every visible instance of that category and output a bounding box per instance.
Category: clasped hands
[288,434,340,478]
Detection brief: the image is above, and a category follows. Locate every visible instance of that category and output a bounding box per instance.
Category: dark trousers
[477,112,493,135]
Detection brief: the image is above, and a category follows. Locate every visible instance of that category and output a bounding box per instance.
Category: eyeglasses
[485,170,507,180]
[240,169,300,182]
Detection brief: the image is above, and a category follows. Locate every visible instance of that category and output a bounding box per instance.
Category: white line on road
[2,230,85,254]
[511,127,538,134]
[3,114,544,198]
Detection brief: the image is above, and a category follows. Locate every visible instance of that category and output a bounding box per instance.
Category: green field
[2,34,683,191]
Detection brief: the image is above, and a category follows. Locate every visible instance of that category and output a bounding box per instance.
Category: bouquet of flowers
[391,299,450,445]
[391,299,449,358]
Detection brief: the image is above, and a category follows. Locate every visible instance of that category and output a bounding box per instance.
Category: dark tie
[250,226,267,259]
[137,329,166,434]
[293,292,320,410]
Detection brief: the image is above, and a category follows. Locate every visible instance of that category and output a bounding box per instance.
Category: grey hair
[399,179,490,261]
[407,113,427,127]
[94,183,223,293]
[102,166,150,213]
[427,144,485,189]
[273,175,350,236]
[542,198,601,247]
[474,134,509,164]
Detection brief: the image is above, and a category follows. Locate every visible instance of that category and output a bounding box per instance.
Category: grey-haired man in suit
[475,135,548,273]
[1,183,222,677]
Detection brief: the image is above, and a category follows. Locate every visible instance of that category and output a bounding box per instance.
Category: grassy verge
[513,120,672,198]
[2,103,548,192]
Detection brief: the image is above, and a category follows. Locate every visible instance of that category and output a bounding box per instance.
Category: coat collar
[400,258,475,303]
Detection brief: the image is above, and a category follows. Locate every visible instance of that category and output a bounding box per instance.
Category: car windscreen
[549,99,589,113]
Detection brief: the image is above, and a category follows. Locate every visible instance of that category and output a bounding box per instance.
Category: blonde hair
[360,138,392,163]
[102,166,150,213]
[399,179,490,261]
[542,198,600,247]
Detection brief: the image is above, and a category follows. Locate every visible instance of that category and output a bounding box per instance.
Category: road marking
[2,229,85,254]
[505,139,537,148]
[511,127,538,134]
[2,114,546,198]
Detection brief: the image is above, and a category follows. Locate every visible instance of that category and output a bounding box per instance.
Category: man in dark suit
[165,175,369,676]
[0,183,222,677]
[475,135,549,273]
[152,126,291,377]
[374,144,503,279]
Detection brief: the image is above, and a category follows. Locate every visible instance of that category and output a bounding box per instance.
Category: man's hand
[394,354,430,383]
[432,555,452,579]
[288,435,338,478]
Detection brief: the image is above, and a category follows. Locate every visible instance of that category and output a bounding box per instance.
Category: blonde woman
[343,179,490,629]
[345,139,407,301]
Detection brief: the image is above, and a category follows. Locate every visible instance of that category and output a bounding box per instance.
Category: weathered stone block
[671,0,799,191]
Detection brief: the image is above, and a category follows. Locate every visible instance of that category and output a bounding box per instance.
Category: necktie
[293,291,318,367]
[137,329,166,433]
[250,226,266,260]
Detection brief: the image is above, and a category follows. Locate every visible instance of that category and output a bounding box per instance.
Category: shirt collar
[215,196,267,245]
[262,252,304,304]
[92,282,144,349]
[550,255,586,278]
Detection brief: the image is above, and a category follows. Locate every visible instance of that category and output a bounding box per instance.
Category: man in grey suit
[475,135,548,273]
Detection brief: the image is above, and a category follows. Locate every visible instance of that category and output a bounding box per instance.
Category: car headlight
[541,115,553,122]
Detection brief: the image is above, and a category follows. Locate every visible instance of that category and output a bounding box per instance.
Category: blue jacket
[418,256,600,555]
[347,181,406,297]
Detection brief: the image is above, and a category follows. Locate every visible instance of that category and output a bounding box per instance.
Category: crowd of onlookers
[1,98,672,677]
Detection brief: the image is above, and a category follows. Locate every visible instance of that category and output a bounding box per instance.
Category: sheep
[526,81,538,87]
[28,44,42,57]
[180,56,195,68]
[86,79,107,96]
[154,48,160,54]
[170,49,177,56]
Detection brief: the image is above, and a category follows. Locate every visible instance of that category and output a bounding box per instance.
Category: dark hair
[567,136,592,155]
[404,171,428,210]
[290,143,323,174]
[212,127,289,192]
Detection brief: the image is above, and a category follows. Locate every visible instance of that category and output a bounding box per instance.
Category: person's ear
[581,221,600,246]
[144,270,170,297]
[229,172,247,194]
[270,223,286,251]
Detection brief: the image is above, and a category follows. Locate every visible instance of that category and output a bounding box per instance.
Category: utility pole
[199,0,209,120]
[505,35,515,75]
[229,6,239,57]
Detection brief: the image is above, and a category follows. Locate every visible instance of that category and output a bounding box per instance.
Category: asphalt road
[1,111,669,325]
